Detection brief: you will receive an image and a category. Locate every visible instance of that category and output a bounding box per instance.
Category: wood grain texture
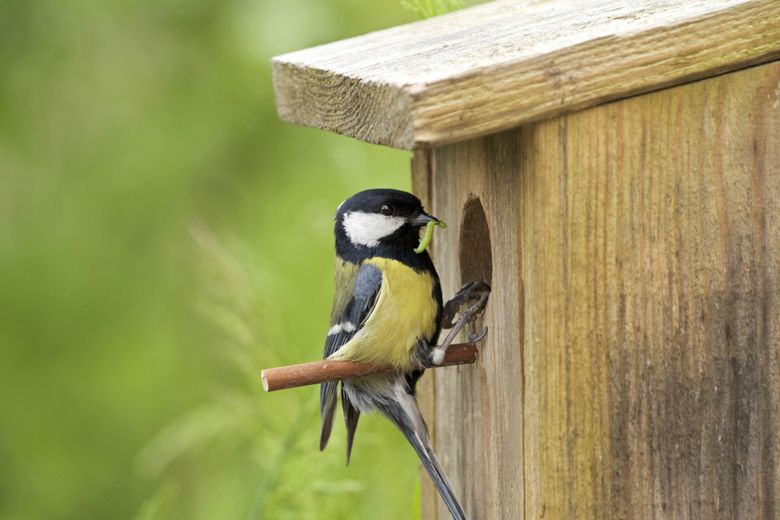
[429,131,525,519]
[424,61,780,519]
[411,149,440,520]
[273,0,780,150]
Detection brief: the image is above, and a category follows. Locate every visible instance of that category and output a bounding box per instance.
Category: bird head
[334,189,441,255]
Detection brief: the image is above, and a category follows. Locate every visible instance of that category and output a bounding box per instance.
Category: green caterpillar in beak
[414,220,447,253]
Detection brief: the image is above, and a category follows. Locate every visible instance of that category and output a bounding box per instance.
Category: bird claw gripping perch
[429,281,491,366]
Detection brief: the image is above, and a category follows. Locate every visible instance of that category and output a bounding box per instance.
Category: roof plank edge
[272,0,780,150]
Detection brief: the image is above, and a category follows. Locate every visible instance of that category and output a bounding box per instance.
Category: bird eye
[380,204,395,216]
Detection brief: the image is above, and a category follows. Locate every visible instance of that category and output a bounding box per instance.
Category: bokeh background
[0,1,480,518]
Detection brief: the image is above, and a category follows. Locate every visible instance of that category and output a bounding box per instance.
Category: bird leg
[422,281,490,367]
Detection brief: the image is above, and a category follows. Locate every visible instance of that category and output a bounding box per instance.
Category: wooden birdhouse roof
[272,0,780,150]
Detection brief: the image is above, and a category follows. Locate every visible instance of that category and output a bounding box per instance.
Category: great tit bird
[319,189,467,520]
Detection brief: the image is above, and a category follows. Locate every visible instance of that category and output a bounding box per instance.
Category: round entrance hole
[459,196,492,288]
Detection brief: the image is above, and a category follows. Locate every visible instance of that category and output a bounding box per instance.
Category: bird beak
[409,212,440,227]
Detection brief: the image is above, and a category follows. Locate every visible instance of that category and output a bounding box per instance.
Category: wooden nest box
[272,1,780,518]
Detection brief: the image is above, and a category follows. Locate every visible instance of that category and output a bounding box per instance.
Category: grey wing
[319,263,382,452]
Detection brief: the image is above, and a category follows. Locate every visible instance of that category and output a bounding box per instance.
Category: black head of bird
[334,188,440,263]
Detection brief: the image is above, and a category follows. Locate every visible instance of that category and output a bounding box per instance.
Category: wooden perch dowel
[261,342,478,392]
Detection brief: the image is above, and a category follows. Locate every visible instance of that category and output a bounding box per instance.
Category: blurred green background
[0,1,480,518]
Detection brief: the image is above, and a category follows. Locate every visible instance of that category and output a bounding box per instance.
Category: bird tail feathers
[319,381,338,450]
[379,390,468,520]
[341,385,361,465]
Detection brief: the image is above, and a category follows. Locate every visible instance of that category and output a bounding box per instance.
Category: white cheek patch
[342,211,405,247]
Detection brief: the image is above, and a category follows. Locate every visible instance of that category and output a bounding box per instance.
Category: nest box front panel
[417,61,780,520]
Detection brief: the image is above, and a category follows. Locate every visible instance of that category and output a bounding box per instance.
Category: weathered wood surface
[411,150,440,520]
[424,120,525,520]
[423,62,780,519]
[273,0,780,150]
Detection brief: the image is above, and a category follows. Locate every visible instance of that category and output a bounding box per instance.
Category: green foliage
[0,1,435,518]
[134,227,340,518]
[401,0,464,18]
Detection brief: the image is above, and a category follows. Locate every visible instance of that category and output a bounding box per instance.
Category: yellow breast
[330,257,438,370]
